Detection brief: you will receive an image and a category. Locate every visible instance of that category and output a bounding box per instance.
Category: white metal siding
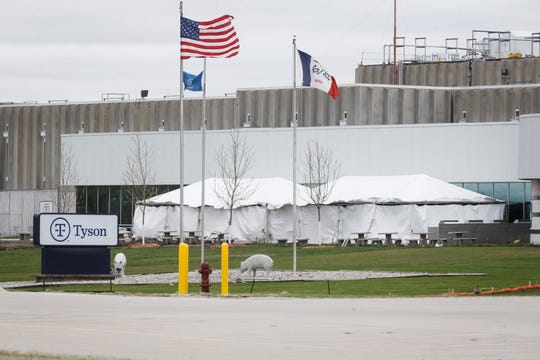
[64,121,521,186]
[518,114,540,179]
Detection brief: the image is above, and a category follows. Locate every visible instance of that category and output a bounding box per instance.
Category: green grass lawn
[0,349,114,360]
[2,244,540,297]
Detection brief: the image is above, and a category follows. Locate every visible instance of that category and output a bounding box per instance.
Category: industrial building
[1,31,539,243]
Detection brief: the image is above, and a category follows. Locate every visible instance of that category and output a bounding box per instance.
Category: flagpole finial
[293,35,296,45]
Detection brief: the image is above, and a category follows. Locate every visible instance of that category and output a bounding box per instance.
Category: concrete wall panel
[402,89,416,124]
[370,87,384,125]
[433,90,450,123]
[358,58,540,87]
[1,83,539,192]
[0,189,59,236]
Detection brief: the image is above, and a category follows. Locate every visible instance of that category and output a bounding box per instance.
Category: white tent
[146,177,310,209]
[132,175,505,244]
[133,177,310,241]
[327,174,498,205]
[323,175,504,242]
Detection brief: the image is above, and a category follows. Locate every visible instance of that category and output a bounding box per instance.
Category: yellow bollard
[178,242,189,294]
[221,242,229,295]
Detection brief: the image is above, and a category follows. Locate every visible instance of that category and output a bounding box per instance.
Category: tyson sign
[39,214,118,246]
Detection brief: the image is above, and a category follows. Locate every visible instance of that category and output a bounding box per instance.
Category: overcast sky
[1,0,539,103]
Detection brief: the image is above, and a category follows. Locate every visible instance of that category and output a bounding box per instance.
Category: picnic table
[158,229,178,244]
[379,232,398,246]
[351,232,370,246]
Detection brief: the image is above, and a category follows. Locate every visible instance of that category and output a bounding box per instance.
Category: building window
[525,182,532,220]
[156,185,170,196]
[76,186,87,214]
[463,182,479,192]
[453,181,531,223]
[478,183,494,198]
[110,186,121,220]
[509,182,525,221]
[493,183,509,203]
[86,186,98,214]
[98,187,109,214]
[121,187,132,225]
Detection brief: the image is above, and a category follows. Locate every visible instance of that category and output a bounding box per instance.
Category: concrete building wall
[452,85,540,123]
[402,61,470,87]
[0,97,236,191]
[4,114,524,236]
[517,114,540,245]
[518,114,540,180]
[356,57,540,87]
[1,83,539,193]
[532,180,540,245]
[0,189,60,236]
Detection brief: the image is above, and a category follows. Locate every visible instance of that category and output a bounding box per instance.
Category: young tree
[213,129,255,235]
[301,139,341,244]
[57,143,77,213]
[123,135,156,245]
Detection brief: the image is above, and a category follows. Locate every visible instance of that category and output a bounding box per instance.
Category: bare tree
[213,129,255,232]
[123,135,156,245]
[301,139,341,244]
[57,143,77,213]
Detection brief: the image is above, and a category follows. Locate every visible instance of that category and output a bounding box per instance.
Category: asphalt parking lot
[1,289,538,359]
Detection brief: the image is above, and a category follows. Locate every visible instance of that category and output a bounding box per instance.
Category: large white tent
[133,177,311,242]
[132,175,505,244]
[323,175,504,242]
[327,175,499,205]
[145,177,310,209]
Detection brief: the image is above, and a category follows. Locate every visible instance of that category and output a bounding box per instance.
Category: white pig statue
[240,254,273,278]
[113,252,127,277]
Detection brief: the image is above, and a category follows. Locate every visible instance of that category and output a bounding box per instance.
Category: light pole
[40,122,46,187]
[2,123,8,188]
[393,0,397,84]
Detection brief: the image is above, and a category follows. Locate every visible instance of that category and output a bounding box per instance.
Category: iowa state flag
[298,49,339,100]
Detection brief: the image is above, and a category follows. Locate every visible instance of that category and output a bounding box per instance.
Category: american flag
[181,15,239,59]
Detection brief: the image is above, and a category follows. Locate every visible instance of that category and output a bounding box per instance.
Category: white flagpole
[292,35,297,274]
[179,1,185,244]
[200,58,207,263]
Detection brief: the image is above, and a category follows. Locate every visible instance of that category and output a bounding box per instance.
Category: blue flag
[183,71,203,91]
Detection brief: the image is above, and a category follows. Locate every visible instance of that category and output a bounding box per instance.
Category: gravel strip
[0,270,429,289]
[115,269,430,285]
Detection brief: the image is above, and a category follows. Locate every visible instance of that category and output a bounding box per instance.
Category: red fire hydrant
[198,262,212,293]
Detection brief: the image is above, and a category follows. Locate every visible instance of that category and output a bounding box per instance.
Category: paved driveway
[0,289,538,359]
